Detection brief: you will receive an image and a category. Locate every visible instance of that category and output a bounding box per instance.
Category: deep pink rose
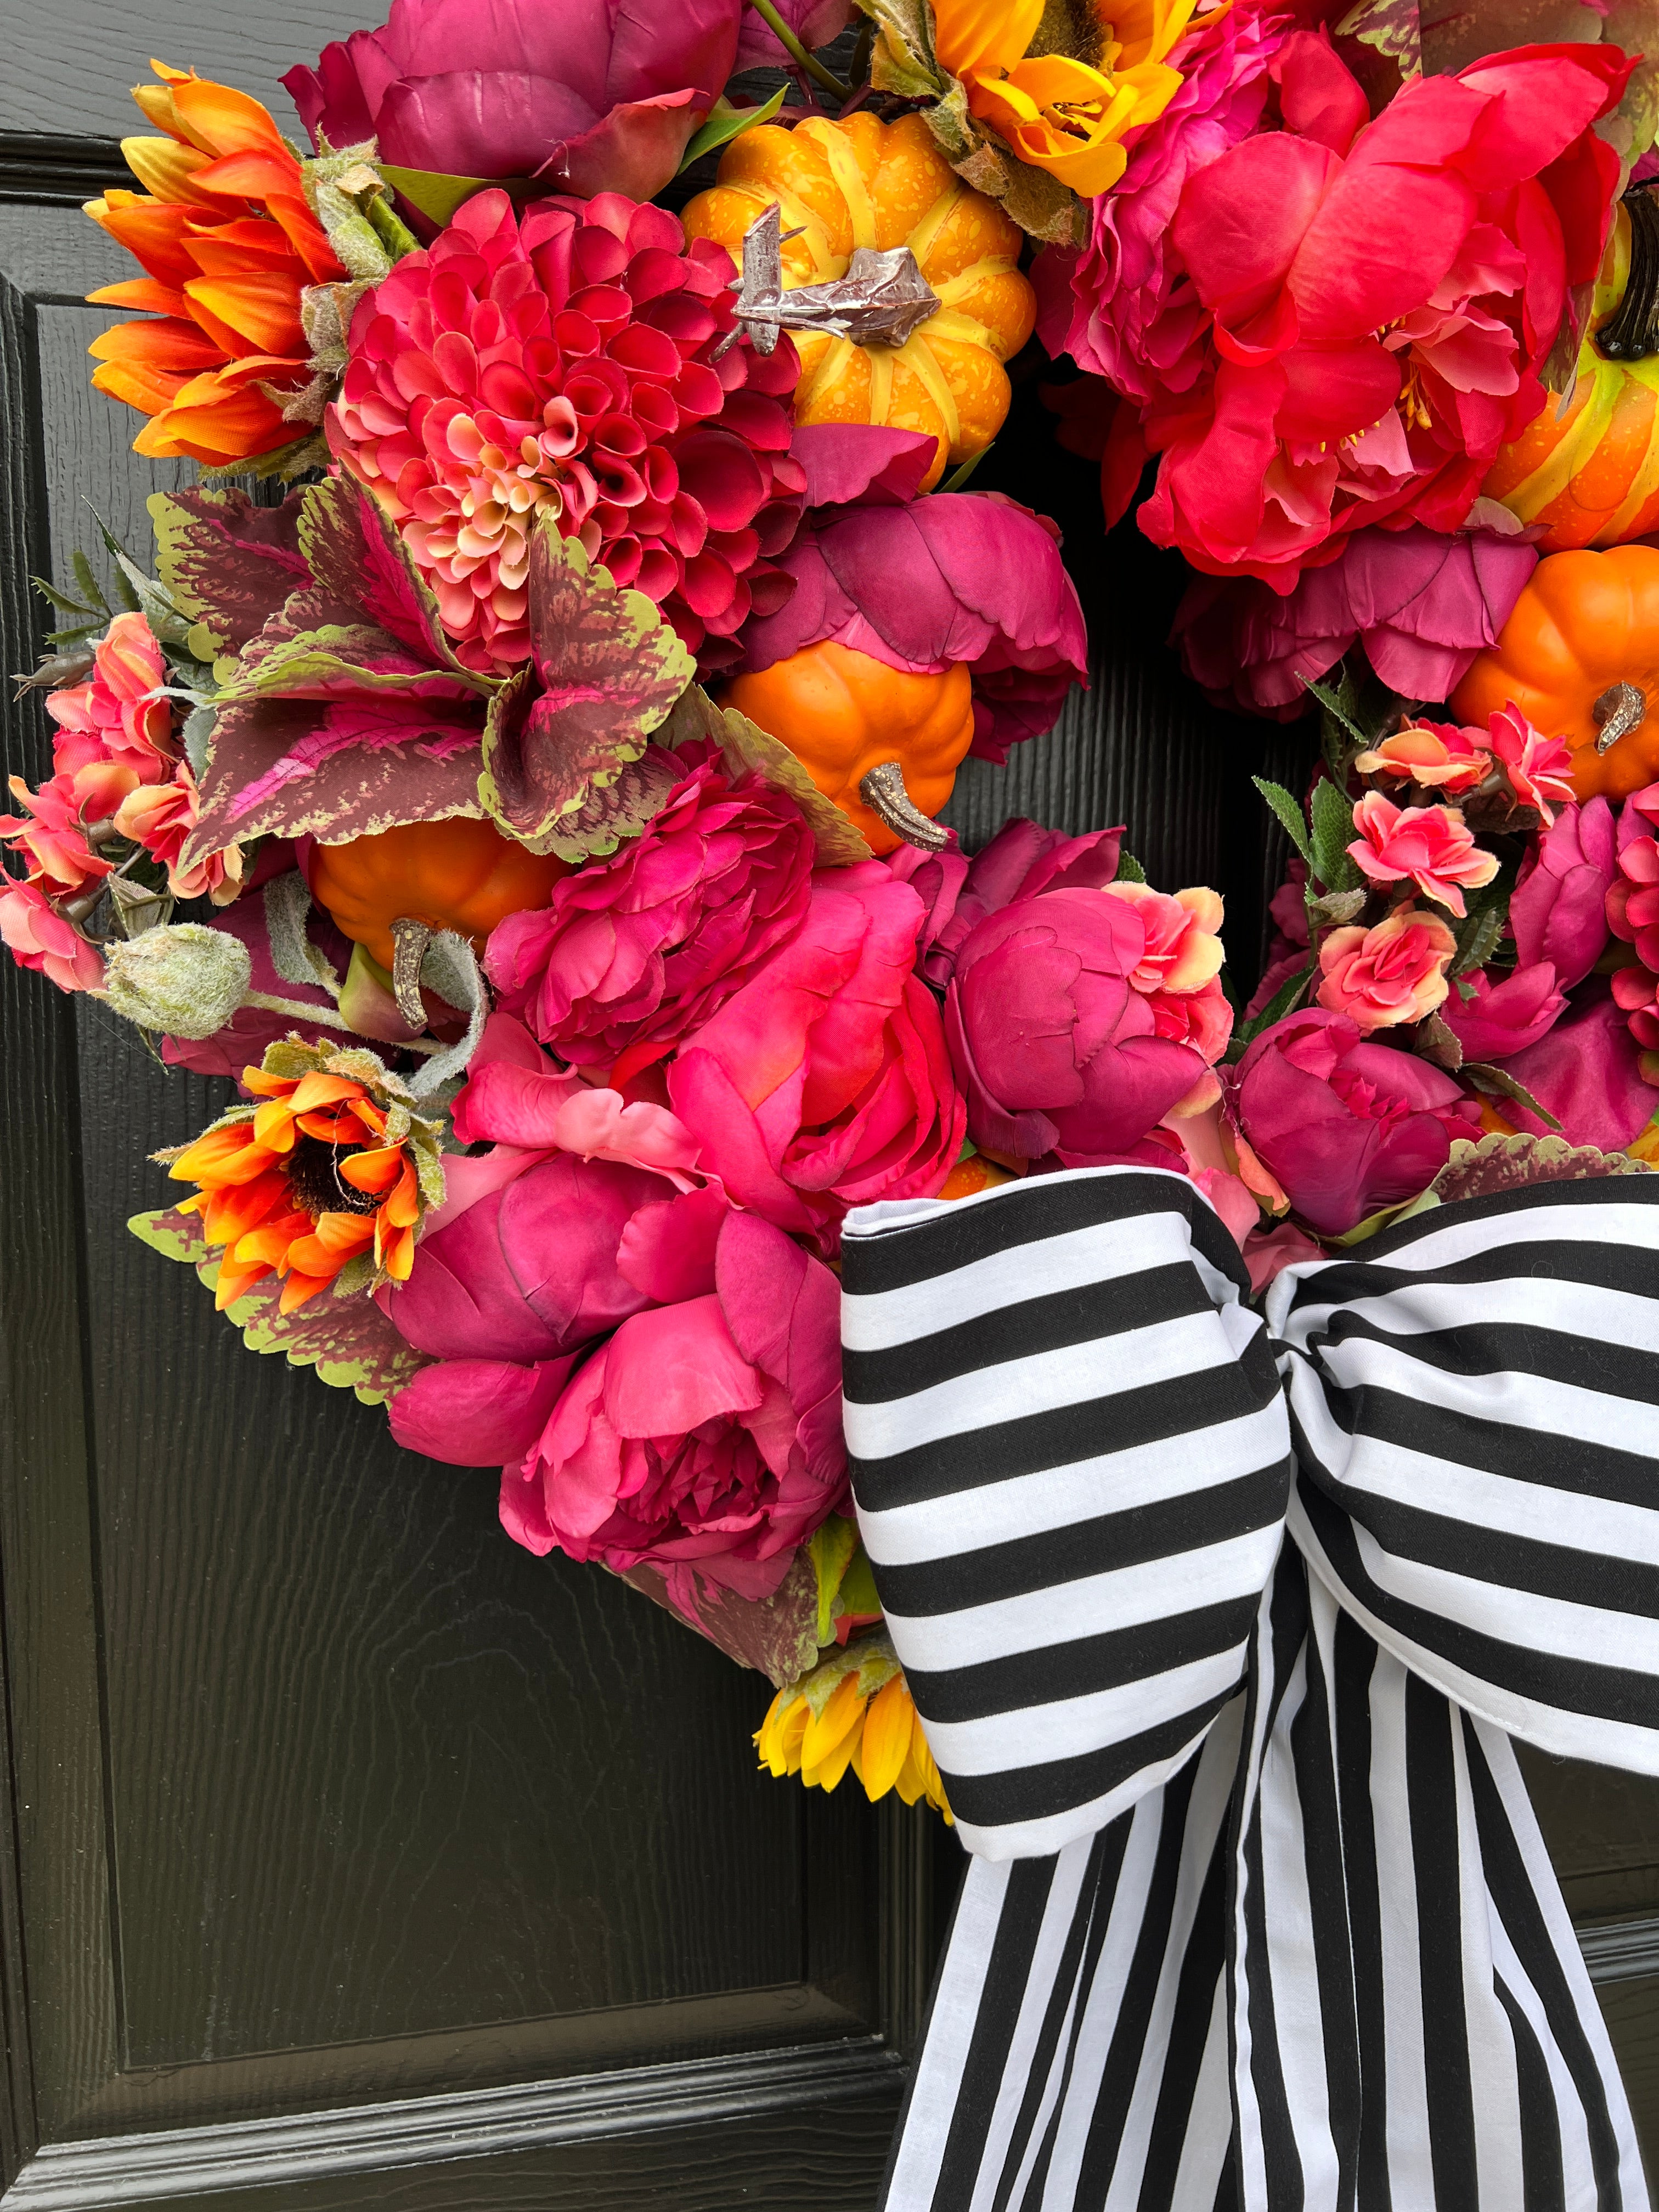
[1316,905,1456,1034]
[499,1209,848,1606]
[668,862,963,1250]
[732,427,1088,764]
[944,887,1208,1165]
[0,879,103,994]
[1230,1007,1479,1235]
[484,741,814,1082]
[901,814,1124,989]
[1501,983,1659,1151]
[1348,793,1498,918]
[1438,964,1567,1063]
[1510,798,1615,989]
[284,0,740,205]
[1171,523,1539,723]
[1139,44,1629,584]
[1035,3,1285,405]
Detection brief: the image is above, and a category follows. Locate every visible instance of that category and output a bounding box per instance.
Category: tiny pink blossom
[0,879,103,993]
[1316,905,1457,1034]
[1479,701,1576,826]
[114,764,241,902]
[1346,793,1498,918]
[1353,722,1489,795]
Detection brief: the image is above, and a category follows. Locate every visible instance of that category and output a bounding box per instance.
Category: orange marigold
[165,1043,445,1314]
[85,61,346,467]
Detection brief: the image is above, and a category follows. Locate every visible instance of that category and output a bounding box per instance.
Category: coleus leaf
[614,1548,826,1690]
[128,1206,431,1406]
[296,475,477,679]
[215,624,485,705]
[146,488,309,683]
[477,521,694,858]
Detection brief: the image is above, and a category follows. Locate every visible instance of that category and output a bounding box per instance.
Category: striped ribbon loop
[842,1167,1659,2212]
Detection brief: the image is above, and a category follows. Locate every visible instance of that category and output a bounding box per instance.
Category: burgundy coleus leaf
[615,1548,826,1689]
[295,474,471,675]
[128,1207,431,1406]
[477,521,695,859]
[146,486,310,681]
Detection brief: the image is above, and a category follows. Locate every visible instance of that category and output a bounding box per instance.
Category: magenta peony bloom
[900,814,1123,989]
[732,427,1088,764]
[330,190,804,675]
[499,1208,848,1606]
[1230,1007,1479,1235]
[284,0,741,205]
[1316,905,1456,1034]
[484,739,814,1082]
[1438,964,1567,1063]
[1501,984,1659,1152]
[1170,522,1540,723]
[1510,798,1615,989]
[944,887,1208,1164]
[668,861,964,1251]
[1034,3,1284,405]
[1347,793,1498,918]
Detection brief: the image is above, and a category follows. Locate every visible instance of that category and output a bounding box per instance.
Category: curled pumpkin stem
[859,761,951,851]
[1594,680,1647,752]
[1598,187,1659,362]
[389,916,433,1026]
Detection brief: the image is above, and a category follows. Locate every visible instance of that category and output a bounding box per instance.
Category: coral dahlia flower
[329,189,804,676]
[167,1048,444,1313]
[86,64,347,467]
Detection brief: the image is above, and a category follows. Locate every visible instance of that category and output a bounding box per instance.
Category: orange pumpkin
[1449,545,1659,802]
[721,643,976,855]
[311,816,569,970]
[1483,196,1659,550]
[681,111,1035,492]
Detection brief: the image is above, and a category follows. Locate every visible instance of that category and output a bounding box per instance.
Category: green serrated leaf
[1462,1062,1563,1133]
[33,576,95,618]
[1114,850,1147,884]
[1252,776,1315,871]
[1308,778,1359,894]
[1449,898,1504,979]
[679,84,788,173]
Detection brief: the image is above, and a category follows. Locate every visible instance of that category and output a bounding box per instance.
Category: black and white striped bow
[842,1167,1659,2212]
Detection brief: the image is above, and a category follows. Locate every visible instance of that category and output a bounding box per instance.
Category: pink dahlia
[330,189,805,676]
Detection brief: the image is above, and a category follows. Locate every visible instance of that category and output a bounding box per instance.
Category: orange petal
[859,1677,915,1801]
[213,1254,273,1311]
[251,1096,300,1153]
[378,1222,416,1282]
[132,378,291,465]
[290,1072,368,1114]
[170,1120,272,1186]
[89,317,223,373]
[167,74,296,163]
[338,1146,403,1194]
[296,1110,360,1141]
[241,1066,298,1097]
[800,1674,865,1773]
[381,1159,421,1228]
[200,1170,291,1246]
[87,275,191,317]
[119,133,216,207]
[183,272,304,359]
[277,1270,334,1314]
[85,193,199,287]
[232,1214,312,1268]
[312,1211,378,1256]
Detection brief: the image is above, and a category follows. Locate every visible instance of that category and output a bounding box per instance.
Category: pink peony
[1438,964,1567,1063]
[483,739,814,1082]
[1501,983,1659,1151]
[1171,520,1541,724]
[1347,793,1497,917]
[0,879,103,993]
[1034,3,1286,406]
[1138,42,1629,584]
[735,0,852,68]
[330,189,804,675]
[498,1208,848,1606]
[731,427,1088,762]
[899,814,1123,990]
[1510,798,1615,989]
[944,887,1209,1165]
[286,0,741,207]
[668,861,963,1251]
[1229,1006,1480,1235]
[1316,904,1456,1033]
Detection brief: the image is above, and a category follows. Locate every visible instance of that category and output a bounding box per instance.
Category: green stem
[243,989,443,1054]
[746,0,851,98]
[365,188,421,265]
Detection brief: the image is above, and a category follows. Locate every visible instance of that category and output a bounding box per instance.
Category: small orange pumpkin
[721,644,976,855]
[311,816,569,970]
[1483,195,1659,550]
[1449,545,1659,802]
[682,111,1035,491]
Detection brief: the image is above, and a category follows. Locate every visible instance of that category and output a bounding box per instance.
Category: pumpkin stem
[1594,681,1647,752]
[389,916,433,1026]
[1598,187,1659,362]
[859,762,951,852]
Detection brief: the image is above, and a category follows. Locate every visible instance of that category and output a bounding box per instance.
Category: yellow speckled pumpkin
[311,816,568,971]
[682,111,1035,491]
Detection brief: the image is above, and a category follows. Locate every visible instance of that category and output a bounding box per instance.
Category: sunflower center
[285,1134,381,1218]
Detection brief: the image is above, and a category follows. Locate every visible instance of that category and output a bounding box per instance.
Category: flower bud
[101,923,251,1038]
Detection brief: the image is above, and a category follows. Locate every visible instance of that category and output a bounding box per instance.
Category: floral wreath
[7,0,1659,1824]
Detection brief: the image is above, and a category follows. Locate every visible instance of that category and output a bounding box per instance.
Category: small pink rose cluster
[0,614,236,994]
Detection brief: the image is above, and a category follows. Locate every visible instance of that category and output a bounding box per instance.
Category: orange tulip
[85,61,346,467]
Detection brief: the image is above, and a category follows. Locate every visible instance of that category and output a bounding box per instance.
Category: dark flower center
[285,1134,380,1218]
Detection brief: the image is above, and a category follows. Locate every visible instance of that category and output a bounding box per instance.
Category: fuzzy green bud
[101,923,251,1039]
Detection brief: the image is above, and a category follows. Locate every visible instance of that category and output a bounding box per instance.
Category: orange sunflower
[165,1046,445,1314]
[85,61,346,467]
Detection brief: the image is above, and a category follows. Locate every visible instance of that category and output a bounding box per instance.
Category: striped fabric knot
[841,1166,1659,2212]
